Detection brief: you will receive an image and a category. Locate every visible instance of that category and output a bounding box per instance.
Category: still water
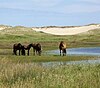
[46,47,100,56]
[39,59,100,67]
[41,47,100,66]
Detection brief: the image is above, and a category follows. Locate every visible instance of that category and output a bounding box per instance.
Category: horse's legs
[60,49,61,56]
[64,49,66,56]
[63,49,66,56]
[36,50,39,55]
[13,49,17,55]
[38,50,41,56]
[22,49,25,55]
[15,50,17,55]
[27,49,29,56]
[33,48,35,55]
[23,50,25,55]
[19,50,21,56]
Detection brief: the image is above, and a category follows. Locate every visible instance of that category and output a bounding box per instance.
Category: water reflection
[39,59,100,67]
[35,47,100,67]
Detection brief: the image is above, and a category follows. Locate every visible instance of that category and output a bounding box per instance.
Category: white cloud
[78,0,100,4]
[61,4,100,13]
[32,0,61,6]
[0,0,100,14]
[0,0,62,10]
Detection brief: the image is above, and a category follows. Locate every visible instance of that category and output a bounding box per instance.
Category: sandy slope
[0,26,11,30]
[32,24,100,35]
[0,27,6,30]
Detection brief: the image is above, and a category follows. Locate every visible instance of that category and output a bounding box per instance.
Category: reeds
[0,57,100,88]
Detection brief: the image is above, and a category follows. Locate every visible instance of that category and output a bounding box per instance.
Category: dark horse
[32,43,42,56]
[23,44,33,56]
[23,43,42,56]
[59,41,67,56]
[13,43,22,55]
[21,45,26,55]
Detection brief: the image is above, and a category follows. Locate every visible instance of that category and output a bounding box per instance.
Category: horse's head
[62,43,66,49]
[59,41,67,50]
[36,43,42,55]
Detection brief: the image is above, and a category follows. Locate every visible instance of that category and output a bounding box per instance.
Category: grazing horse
[32,43,42,56]
[23,43,42,56]
[59,41,67,56]
[21,45,25,55]
[23,44,33,56]
[13,43,22,55]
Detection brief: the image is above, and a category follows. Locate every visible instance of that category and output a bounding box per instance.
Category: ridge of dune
[32,24,100,35]
[0,27,6,30]
[0,26,11,30]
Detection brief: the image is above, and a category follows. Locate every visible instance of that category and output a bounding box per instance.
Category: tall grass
[0,57,100,88]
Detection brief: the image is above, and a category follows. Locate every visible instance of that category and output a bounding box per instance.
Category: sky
[0,0,100,27]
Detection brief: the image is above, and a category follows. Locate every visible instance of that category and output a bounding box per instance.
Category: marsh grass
[0,57,100,88]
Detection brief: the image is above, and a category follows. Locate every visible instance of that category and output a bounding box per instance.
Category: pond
[41,47,100,67]
[40,59,100,67]
[46,47,100,56]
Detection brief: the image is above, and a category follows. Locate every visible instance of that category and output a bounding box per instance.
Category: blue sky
[0,0,100,27]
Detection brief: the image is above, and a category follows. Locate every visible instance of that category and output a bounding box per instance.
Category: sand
[32,24,100,35]
[0,27,6,30]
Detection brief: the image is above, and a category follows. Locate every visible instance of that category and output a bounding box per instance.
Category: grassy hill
[0,25,100,50]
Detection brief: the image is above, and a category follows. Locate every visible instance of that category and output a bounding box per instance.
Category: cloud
[0,0,100,14]
[61,4,100,13]
[31,0,62,7]
[0,0,62,10]
[80,0,100,4]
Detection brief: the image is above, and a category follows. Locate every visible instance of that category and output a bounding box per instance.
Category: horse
[13,43,22,55]
[23,44,33,56]
[21,45,26,55]
[32,43,42,56]
[23,43,42,56]
[59,41,67,56]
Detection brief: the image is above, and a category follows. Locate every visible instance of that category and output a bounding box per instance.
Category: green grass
[0,55,99,63]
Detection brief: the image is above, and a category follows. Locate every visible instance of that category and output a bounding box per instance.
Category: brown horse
[59,41,67,56]
[21,45,26,55]
[23,44,33,56]
[32,43,42,56]
[23,43,42,56]
[13,43,22,55]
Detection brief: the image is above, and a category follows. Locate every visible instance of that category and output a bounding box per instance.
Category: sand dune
[0,27,6,30]
[32,24,100,35]
[0,26,11,30]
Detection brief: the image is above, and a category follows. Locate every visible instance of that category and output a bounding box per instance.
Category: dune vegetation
[0,25,100,88]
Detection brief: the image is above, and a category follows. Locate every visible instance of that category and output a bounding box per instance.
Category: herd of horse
[13,43,42,56]
[13,41,67,56]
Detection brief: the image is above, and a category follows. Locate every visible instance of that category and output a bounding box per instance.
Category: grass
[3,55,100,62]
[0,25,100,88]
[0,57,100,88]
